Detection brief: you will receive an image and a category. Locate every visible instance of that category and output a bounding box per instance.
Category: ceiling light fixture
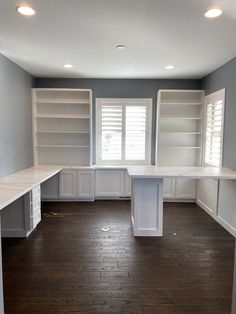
[64,64,73,69]
[116,45,126,50]
[165,65,175,70]
[204,8,222,18]
[16,6,36,16]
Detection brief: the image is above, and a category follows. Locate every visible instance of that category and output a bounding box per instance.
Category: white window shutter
[125,106,146,160]
[204,90,225,167]
[96,98,152,165]
[101,105,122,160]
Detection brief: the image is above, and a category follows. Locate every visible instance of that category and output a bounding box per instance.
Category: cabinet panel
[218,180,236,236]
[163,178,175,199]
[176,178,196,199]
[59,170,76,198]
[124,171,132,197]
[95,170,124,197]
[77,170,94,199]
[197,179,218,214]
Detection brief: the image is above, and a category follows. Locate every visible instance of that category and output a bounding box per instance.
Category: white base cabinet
[48,168,197,201]
[95,170,125,197]
[163,178,196,201]
[59,170,76,198]
[55,169,130,200]
[77,170,94,199]
[59,169,94,200]
[163,178,175,199]
[176,178,196,199]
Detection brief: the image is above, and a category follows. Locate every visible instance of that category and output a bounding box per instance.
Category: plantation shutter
[125,106,146,160]
[96,98,152,165]
[204,90,224,167]
[101,105,122,160]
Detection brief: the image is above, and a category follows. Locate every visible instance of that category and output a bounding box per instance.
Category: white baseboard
[164,199,195,203]
[1,228,28,238]
[197,200,236,238]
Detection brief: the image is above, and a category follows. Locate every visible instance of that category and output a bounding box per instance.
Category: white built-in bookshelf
[32,88,92,166]
[156,90,205,166]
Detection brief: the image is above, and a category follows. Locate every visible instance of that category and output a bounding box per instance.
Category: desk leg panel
[131,178,163,237]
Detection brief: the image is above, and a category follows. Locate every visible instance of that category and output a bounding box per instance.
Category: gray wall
[0,54,34,177]
[35,78,201,163]
[202,57,236,169]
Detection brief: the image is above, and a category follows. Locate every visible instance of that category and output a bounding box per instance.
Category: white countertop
[127,166,236,180]
[0,166,62,211]
[2,165,236,212]
[40,164,129,170]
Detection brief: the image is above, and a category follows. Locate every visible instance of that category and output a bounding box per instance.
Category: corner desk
[1,165,236,313]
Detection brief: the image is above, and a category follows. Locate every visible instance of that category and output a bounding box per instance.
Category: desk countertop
[127,166,236,180]
[0,166,62,211]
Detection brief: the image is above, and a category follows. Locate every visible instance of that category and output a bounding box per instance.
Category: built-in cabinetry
[95,170,124,197]
[1,185,41,237]
[196,179,218,215]
[95,169,130,198]
[50,168,131,201]
[32,89,92,166]
[59,169,94,200]
[196,179,236,238]
[164,178,196,200]
[156,90,205,200]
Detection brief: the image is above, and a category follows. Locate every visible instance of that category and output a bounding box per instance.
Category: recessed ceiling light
[64,64,73,69]
[116,45,126,50]
[16,6,36,16]
[205,8,222,18]
[165,65,175,70]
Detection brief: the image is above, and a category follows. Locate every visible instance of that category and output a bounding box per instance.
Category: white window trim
[203,88,225,167]
[96,98,152,165]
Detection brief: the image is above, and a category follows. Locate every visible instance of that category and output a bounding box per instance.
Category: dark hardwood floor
[2,201,235,313]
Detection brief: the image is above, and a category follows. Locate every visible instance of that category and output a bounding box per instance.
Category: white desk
[128,166,236,314]
[0,166,62,313]
[127,166,236,237]
[1,165,236,313]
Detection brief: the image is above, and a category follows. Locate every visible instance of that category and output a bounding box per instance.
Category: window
[96,98,152,165]
[204,89,225,167]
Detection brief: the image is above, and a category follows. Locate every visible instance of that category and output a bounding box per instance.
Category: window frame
[96,98,152,165]
[203,88,225,167]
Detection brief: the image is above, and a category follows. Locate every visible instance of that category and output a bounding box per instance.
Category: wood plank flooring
[2,201,235,313]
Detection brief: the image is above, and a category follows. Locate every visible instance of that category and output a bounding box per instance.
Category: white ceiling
[0,0,236,79]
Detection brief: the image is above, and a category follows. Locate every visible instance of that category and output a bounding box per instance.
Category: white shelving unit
[156,90,205,166]
[32,88,92,166]
[156,90,205,200]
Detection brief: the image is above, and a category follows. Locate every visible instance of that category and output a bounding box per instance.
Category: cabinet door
[176,178,196,199]
[163,178,175,199]
[59,170,76,198]
[77,170,94,199]
[95,170,124,197]
[124,171,132,197]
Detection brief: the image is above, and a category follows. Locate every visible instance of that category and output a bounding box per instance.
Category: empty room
[1,0,236,313]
